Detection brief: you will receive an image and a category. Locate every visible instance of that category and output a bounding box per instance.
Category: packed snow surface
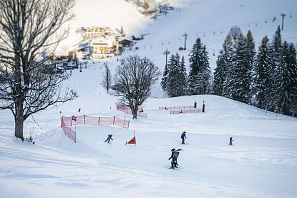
[1,0,297,197]
[1,62,297,198]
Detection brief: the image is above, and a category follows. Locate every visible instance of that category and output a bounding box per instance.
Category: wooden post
[61,116,63,128]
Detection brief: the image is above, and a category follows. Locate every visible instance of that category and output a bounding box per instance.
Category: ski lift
[273,17,276,22]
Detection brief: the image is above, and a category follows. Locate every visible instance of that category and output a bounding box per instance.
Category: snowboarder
[229,137,234,145]
[168,148,181,168]
[181,131,186,144]
[104,134,113,143]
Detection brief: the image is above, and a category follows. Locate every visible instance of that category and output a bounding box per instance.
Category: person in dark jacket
[229,137,234,145]
[168,148,180,168]
[104,134,113,143]
[181,131,186,144]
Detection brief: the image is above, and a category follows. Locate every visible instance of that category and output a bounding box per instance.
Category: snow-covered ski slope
[1,62,297,198]
[1,0,297,197]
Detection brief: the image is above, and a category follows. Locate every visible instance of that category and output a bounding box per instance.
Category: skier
[181,131,186,144]
[229,137,234,145]
[168,148,180,168]
[104,134,113,143]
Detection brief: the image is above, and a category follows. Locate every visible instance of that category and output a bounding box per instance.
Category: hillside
[1,62,297,198]
[1,0,297,197]
[130,0,297,70]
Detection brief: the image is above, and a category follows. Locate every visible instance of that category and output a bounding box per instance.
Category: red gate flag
[126,131,136,145]
[126,136,136,145]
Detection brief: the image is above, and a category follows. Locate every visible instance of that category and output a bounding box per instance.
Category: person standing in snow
[168,148,180,168]
[104,134,113,143]
[181,131,186,144]
[229,137,234,145]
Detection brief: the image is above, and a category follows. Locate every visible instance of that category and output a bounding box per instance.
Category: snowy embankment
[1,62,297,198]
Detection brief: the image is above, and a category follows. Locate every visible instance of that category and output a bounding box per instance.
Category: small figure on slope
[104,134,113,144]
[181,131,186,144]
[229,137,234,145]
[168,148,181,168]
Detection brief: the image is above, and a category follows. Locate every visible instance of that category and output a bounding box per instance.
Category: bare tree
[113,55,160,119]
[101,62,112,93]
[0,0,77,140]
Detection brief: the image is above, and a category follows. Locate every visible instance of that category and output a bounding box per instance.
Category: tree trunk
[132,110,137,119]
[131,107,138,119]
[15,99,24,140]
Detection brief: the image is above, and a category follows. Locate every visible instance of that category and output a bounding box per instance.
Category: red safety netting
[159,106,195,110]
[61,117,76,143]
[61,115,130,143]
[170,109,202,114]
[116,104,147,118]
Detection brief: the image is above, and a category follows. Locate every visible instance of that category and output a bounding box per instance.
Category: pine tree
[278,42,297,115]
[253,36,271,109]
[246,30,256,103]
[161,62,168,93]
[166,54,187,97]
[180,56,188,95]
[213,50,225,96]
[188,38,210,95]
[221,34,236,98]
[232,33,251,103]
[269,26,283,112]
[286,43,297,116]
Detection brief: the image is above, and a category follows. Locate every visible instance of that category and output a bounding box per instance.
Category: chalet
[91,36,114,59]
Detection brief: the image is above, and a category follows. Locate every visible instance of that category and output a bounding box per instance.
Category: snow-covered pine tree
[180,56,188,95]
[213,50,226,96]
[278,42,297,115]
[188,37,210,95]
[161,61,169,93]
[252,36,271,109]
[246,30,256,103]
[232,33,251,103]
[269,26,283,112]
[166,54,187,97]
[222,33,236,98]
[286,43,297,116]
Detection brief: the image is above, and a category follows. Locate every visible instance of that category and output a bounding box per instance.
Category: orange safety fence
[159,106,195,110]
[61,115,130,143]
[61,117,76,143]
[170,109,202,114]
[116,104,147,118]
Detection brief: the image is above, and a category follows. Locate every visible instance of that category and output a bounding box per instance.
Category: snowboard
[169,166,180,170]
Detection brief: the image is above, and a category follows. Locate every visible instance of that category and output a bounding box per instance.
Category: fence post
[61,116,63,128]
[84,115,86,125]
[113,116,115,125]
[74,131,76,143]
[98,116,100,125]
